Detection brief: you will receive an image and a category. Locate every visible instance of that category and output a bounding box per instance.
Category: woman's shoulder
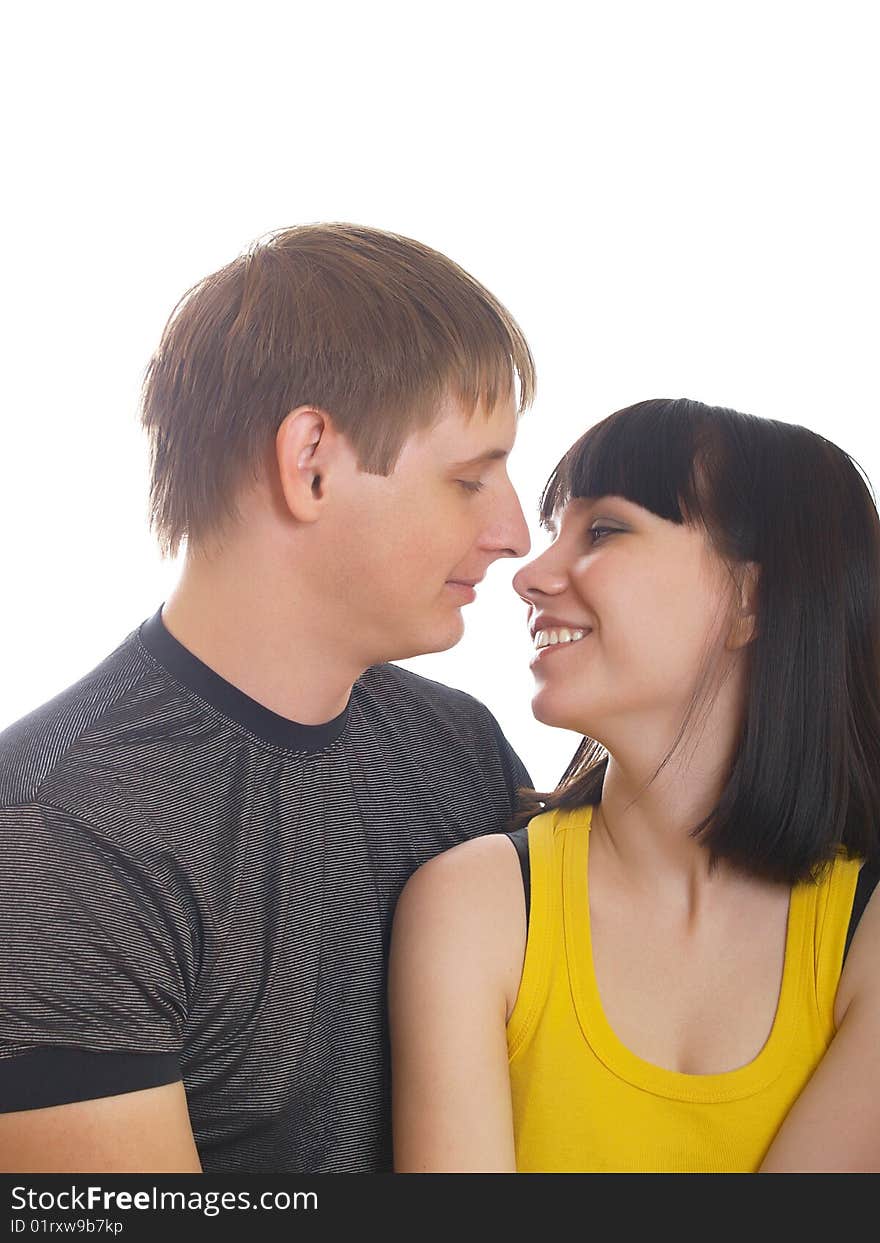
[397,830,528,918]
[397,809,568,913]
[835,860,880,1025]
[393,831,531,1020]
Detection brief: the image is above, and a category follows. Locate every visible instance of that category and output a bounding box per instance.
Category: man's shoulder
[354,662,533,799]
[0,619,153,807]
[357,661,497,730]
[356,660,530,821]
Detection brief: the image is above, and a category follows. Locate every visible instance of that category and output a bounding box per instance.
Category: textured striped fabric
[0,606,531,1173]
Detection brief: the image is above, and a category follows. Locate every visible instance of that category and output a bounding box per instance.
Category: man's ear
[727,560,760,650]
[274,405,341,523]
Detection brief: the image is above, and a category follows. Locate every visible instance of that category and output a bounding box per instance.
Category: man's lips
[445,579,479,602]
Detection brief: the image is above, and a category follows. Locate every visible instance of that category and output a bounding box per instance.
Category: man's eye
[457,480,485,494]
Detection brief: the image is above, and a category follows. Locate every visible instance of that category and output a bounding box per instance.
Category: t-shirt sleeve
[0,1047,182,1112]
[0,802,192,1110]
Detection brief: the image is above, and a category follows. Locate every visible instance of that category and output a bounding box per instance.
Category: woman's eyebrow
[542,496,631,536]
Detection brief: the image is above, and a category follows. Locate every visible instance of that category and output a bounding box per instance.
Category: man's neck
[160,566,360,728]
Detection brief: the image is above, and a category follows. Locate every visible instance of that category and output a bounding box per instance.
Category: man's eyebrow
[449,448,510,469]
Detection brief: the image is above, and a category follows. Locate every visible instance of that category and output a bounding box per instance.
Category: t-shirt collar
[138,605,352,752]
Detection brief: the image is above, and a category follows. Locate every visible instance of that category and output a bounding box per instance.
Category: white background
[2,1,878,791]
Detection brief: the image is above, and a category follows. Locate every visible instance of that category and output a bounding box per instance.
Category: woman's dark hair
[512,397,880,884]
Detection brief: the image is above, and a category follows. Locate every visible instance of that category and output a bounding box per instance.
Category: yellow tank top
[506,804,862,1172]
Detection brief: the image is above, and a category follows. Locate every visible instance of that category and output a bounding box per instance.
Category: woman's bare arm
[388,833,526,1173]
[759,883,880,1172]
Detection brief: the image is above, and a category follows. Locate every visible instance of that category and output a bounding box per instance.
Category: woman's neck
[592,673,751,906]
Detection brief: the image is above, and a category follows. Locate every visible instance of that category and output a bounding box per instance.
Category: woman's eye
[457,480,485,494]
[589,525,618,542]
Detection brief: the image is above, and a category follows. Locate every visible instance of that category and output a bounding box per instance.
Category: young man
[0,224,536,1174]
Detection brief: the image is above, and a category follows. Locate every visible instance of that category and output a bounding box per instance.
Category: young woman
[388,397,880,1173]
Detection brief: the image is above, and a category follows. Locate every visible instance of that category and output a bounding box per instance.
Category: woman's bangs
[539,399,710,530]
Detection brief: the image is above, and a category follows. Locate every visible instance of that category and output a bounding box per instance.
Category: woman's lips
[529,630,592,667]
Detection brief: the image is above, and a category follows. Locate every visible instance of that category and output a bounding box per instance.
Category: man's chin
[379,613,465,664]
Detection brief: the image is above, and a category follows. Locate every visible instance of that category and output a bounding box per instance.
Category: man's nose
[482,482,532,560]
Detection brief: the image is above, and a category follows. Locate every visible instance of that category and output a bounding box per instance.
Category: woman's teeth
[534,627,591,651]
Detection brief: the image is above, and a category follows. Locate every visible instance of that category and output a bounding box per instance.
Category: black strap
[505,825,531,929]
[843,857,880,964]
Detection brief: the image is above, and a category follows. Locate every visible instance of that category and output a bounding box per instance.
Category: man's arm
[758,882,880,1172]
[0,1080,202,1173]
[388,834,525,1172]
[0,804,200,1172]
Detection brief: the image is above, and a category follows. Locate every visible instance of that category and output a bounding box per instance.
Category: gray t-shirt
[0,606,531,1173]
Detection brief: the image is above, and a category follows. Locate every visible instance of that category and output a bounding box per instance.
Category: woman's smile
[529,627,593,667]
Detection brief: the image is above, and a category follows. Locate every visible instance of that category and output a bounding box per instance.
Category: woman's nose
[512,546,569,603]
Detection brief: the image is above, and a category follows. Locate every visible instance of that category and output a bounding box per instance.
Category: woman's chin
[530,691,592,735]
